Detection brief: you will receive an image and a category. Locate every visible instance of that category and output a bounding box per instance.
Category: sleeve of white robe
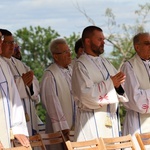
[14,65,40,103]
[31,75,40,103]
[120,62,150,113]
[10,68,29,136]
[23,64,40,102]
[72,61,118,109]
[40,71,69,132]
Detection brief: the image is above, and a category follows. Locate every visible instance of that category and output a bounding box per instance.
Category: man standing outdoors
[72,26,128,141]
[40,38,75,150]
[0,32,30,149]
[120,32,150,147]
[0,29,40,136]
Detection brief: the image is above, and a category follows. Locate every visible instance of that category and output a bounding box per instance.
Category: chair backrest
[3,146,32,150]
[65,138,105,150]
[101,134,136,150]
[13,130,69,150]
[135,132,150,150]
[29,134,46,150]
[40,130,68,150]
[40,131,65,145]
[60,129,70,141]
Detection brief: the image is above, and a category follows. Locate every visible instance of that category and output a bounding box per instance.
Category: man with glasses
[0,29,40,137]
[120,32,150,148]
[40,38,75,150]
[0,31,30,148]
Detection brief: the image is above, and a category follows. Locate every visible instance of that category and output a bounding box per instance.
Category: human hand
[22,71,34,87]
[110,71,126,88]
[0,141,3,150]
[14,134,30,147]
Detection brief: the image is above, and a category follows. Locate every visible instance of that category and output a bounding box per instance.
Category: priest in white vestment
[40,38,75,150]
[120,32,150,149]
[0,29,40,136]
[0,32,29,149]
[72,26,128,142]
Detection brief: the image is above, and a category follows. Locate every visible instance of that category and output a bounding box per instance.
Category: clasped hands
[110,71,126,88]
[22,71,34,87]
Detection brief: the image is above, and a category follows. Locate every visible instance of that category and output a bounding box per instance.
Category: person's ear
[85,38,90,46]
[53,54,58,61]
[134,44,140,53]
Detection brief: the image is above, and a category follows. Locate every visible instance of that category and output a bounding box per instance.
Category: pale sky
[0,0,149,37]
[0,0,150,54]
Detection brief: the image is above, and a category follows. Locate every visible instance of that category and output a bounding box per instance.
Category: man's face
[135,34,150,60]
[53,43,72,68]
[1,35,15,58]
[89,30,105,56]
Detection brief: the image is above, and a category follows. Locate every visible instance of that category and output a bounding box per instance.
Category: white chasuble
[2,57,39,136]
[129,54,150,134]
[0,57,28,148]
[48,64,73,129]
[0,69,10,148]
[44,63,73,131]
[40,63,74,150]
[72,54,128,141]
[0,57,13,148]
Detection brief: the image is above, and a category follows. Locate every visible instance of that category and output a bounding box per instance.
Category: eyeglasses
[0,35,4,41]
[3,41,15,45]
[54,49,71,55]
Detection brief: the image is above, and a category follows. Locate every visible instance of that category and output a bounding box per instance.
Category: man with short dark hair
[0,29,40,136]
[72,25,128,141]
[0,31,30,149]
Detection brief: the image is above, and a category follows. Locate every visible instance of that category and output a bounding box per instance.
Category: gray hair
[49,38,67,55]
[133,32,150,45]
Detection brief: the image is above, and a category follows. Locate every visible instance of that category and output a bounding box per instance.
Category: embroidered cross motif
[99,94,108,101]
[142,104,149,113]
